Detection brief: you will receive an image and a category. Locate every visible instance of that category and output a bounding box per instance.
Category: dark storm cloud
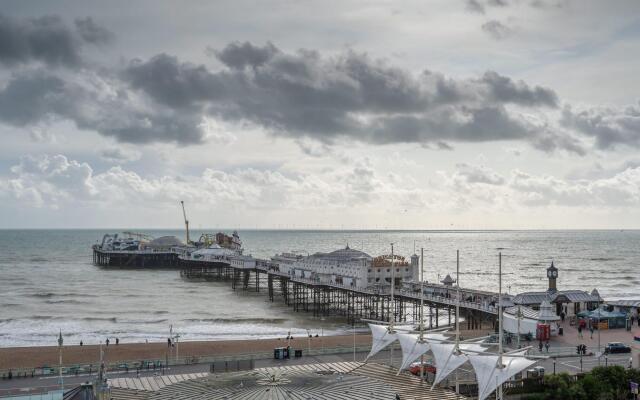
[481,20,513,40]
[561,104,640,149]
[0,34,582,150]
[479,71,557,106]
[74,17,113,45]
[213,41,279,69]
[0,70,204,145]
[121,43,564,148]
[0,13,113,67]
[125,53,228,109]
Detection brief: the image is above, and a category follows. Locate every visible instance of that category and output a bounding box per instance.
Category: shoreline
[0,328,493,370]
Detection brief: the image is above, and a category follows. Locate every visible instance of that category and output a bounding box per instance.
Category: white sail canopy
[429,341,487,386]
[468,351,537,400]
[397,332,449,371]
[366,323,398,360]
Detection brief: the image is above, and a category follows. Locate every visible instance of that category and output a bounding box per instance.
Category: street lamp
[57,330,64,391]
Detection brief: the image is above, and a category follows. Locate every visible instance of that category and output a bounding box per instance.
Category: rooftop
[513,289,603,305]
[107,362,465,400]
[309,246,372,262]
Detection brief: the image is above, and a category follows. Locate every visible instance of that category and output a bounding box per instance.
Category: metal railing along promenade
[0,344,374,381]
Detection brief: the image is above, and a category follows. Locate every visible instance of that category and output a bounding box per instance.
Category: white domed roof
[149,236,184,247]
[311,246,372,262]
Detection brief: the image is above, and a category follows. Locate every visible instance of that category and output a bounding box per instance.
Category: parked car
[408,361,436,376]
[604,342,631,354]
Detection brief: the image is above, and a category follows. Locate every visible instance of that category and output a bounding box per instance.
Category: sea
[0,229,638,347]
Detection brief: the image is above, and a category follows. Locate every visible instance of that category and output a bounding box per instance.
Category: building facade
[275,246,417,289]
[512,262,602,317]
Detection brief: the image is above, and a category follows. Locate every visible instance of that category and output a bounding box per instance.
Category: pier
[92,246,179,268]
[92,238,499,331]
[180,258,499,331]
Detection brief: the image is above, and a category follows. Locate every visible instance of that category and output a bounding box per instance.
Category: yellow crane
[180,201,191,244]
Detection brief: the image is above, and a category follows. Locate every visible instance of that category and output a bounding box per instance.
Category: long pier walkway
[92,245,497,331]
[180,258,498,331]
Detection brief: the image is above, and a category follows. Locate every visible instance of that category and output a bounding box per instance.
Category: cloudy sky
[1,0,640,229]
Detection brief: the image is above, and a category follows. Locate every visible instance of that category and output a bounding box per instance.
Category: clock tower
[547,261,558,293]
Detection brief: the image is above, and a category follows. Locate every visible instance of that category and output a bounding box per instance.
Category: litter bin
[558,327,563,336]
[274,347,283,359]
[295,350,303,358]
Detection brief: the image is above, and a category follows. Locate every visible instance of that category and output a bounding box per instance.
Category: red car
[408,361,436,376]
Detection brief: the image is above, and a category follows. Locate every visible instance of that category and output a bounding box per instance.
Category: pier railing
[0,344,374,381]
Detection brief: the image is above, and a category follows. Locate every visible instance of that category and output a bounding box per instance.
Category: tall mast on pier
[180,201,190,245]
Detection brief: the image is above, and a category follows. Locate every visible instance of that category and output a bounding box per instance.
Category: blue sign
[631,382,638,394]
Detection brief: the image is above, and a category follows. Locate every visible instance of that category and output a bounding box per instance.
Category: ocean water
[0,229,638,347]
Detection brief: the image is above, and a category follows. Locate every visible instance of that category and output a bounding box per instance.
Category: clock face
[548,270,557,278]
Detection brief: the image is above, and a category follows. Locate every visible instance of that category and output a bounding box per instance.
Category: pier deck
[180,257,498,331]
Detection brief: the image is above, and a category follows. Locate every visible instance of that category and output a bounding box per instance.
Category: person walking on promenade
[589,325,594,339]
[578,325,583,338]
[538,341,543,352]
[545,341,550,353]
[106,338,110,346]
[116,338,119,345]
[560,312,565,322]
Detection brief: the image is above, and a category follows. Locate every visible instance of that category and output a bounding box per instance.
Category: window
[405,268,409,272]
[368,269,371,272]
[386,269,390,272]
[376,278,380,282]
[396,268,399,272]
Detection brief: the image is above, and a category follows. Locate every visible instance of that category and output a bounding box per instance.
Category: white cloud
[2,154,640,228]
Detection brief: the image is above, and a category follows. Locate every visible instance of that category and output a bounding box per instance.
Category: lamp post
[497,252,504,400]
[390,243,395,367]
[353,321,356,362]
[597,308,601,366]
[420,247,425,383]
[306,329,311,355]
[57,330,64,391]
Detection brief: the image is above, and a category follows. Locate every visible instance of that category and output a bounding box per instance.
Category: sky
[1,0,640,229]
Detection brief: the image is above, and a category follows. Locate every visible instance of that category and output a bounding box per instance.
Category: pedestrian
[560,312,565,322]
[589,326,594,339]
[80,340,83,346]
[167,338,171,347]
[538,341,543,352]
[106,338,110,346]
[578,325,583,338]
[545,341,550,353]
[116,338,119,345]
